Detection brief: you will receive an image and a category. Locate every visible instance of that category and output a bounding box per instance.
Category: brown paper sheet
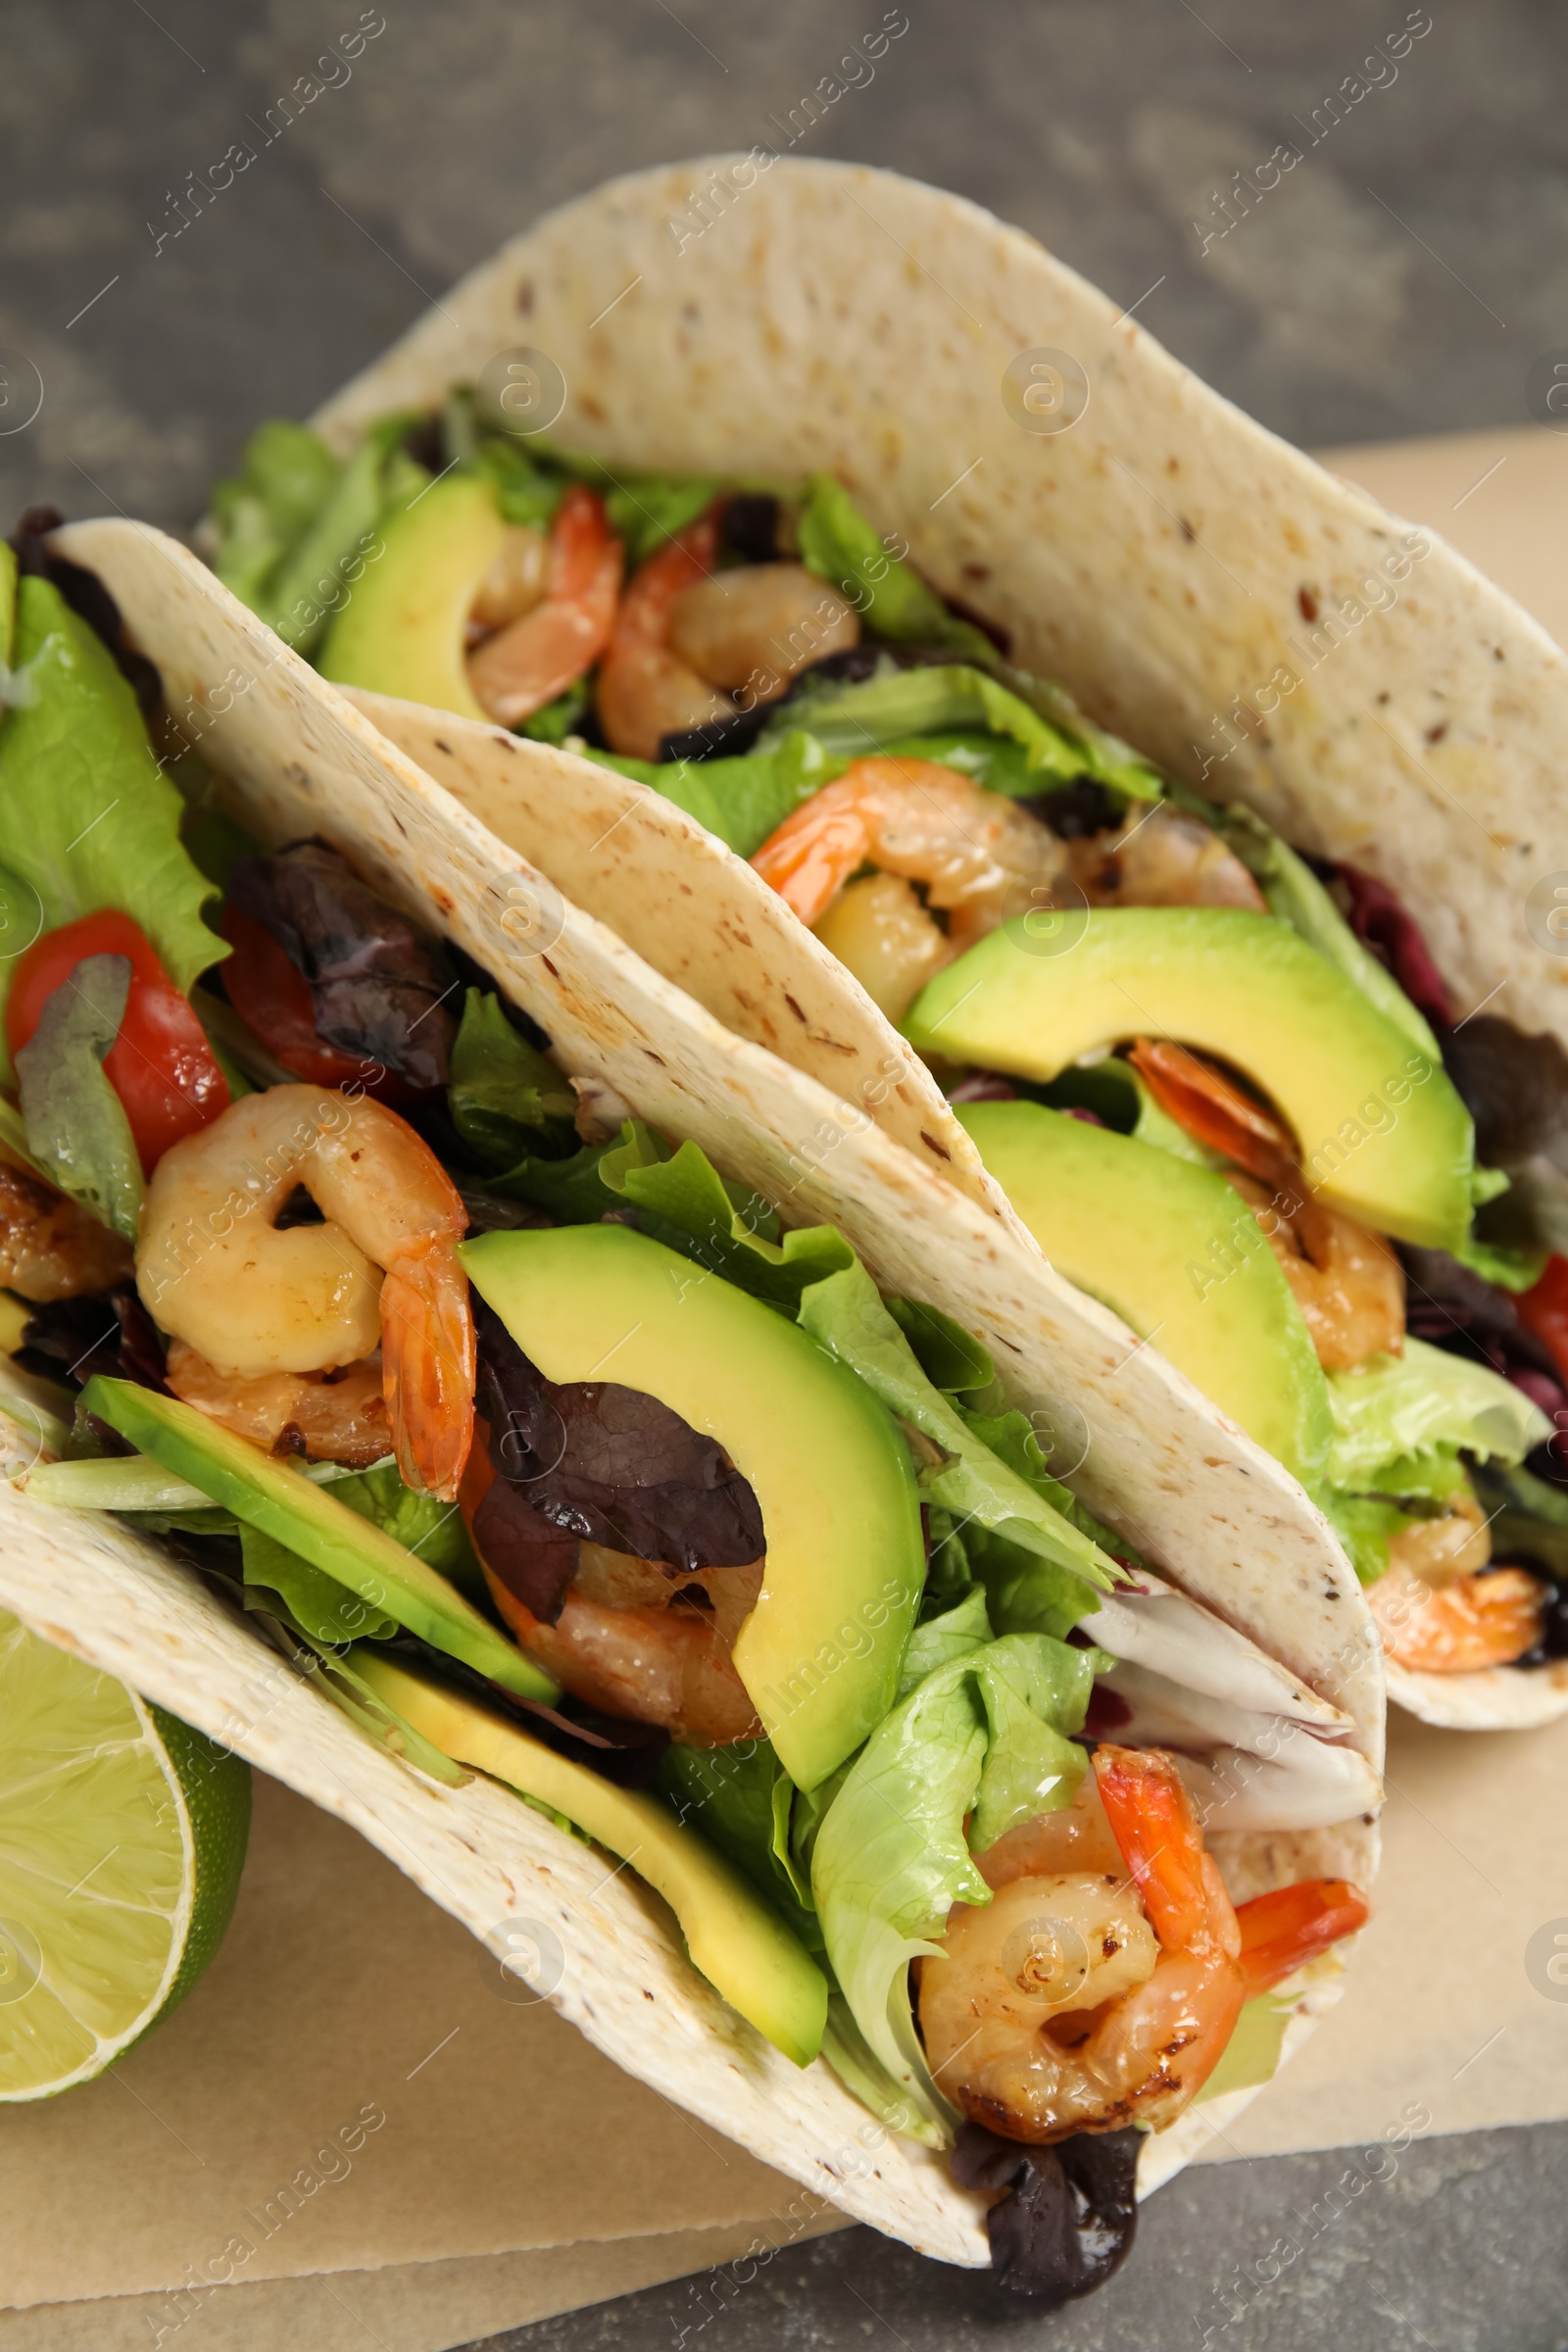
[4,424,1565,2348]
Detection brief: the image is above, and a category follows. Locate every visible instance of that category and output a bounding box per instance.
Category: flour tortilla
[305,154,1568,1733]
[313,154,1568,1054]
[3,516,1380,2258]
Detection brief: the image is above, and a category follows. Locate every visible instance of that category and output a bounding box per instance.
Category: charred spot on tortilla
[921,1130,953,1160]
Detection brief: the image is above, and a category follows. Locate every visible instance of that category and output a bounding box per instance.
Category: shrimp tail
[379,1238,476,1500]
[1235,1879,1370,1996]
[1092,1743,1213,1949]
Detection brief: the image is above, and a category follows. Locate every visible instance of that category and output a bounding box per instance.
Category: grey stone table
[6,4,1568,2346]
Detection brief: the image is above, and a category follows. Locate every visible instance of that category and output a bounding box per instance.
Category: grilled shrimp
[0,1150,133,1299]
[1071,802,1266,910]
[595,514,736,759]
[751,758,1067,1019]
[466,486,623,726]
[919,1746,1365,2141]
[1130,1039,1404,1370]
[667,561,859,704]
[136,1086,473,1498]
[462,1423,763,1743]
[1227,1173,1405,1371]
[164,1338,390,1465]
[1371,1490,1547,1671]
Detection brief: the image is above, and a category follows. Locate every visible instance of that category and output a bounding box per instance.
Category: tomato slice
[218,906,390,1092]
[6,910,229,1175]
[1520,1255,1568,1390]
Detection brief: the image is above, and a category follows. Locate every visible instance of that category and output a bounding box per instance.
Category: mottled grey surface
[488,2127,1568,2352]
[6,0,1568,531]
[7,3,1568,2346]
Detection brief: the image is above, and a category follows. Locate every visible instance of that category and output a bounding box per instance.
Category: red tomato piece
[1520,1255,1568,1390]
[6,910,229,1175]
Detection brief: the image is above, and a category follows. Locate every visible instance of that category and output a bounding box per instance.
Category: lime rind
[0,1611,250,2099]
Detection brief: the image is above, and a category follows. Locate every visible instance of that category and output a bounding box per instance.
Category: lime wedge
[0,1609,251,2099]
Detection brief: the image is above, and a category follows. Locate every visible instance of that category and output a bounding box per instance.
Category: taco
[205,155,1568,1731]
[0,509,1378,2298]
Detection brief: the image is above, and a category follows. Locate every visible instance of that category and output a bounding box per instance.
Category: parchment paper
[4,424,1564,2350]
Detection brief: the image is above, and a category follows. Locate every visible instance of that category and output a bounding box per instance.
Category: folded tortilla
[0,514,1380,2258]
[302,154,1568,1734]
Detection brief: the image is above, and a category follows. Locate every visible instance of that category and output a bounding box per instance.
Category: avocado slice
[460,1224,926,1791]
[906,907,1475,1250]
[80,1377,559,1705]
[318,473,507,721]
[352,1649,828,2067]
[957,1102,1332,1482]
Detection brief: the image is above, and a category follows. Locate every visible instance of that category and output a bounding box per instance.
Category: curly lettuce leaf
[767,660,1091,785]
[582,727,844,858]
[799,473,986,652]
[448,988,576,1170]
[960,1405,1138,1638]
[210,421,342,608]
[15,955,143,1240]
[1326,1337,1551,1488]
[0,578,224,1065]
[810,1618,1095,2134]
[498,1120,855,1312]
[798,1260,1116,1595]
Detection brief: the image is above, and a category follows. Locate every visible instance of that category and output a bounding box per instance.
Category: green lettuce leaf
[810,1627,1095,2134]
[518,678,590,745]
[447,988,576,1170]
[470,434,567,531]
[16,954,143,1240]
[960,1406,1139,1638]
[896,1583,994,1696]
[1474,1460,1568,1582]
[798,1260,1116,1597]
[799,473,985,651]
[1326,1337,1551,1488]
[658,1739,824,1951]
[329,1457,486,1606]
[240,1524,398,1646]
[498,1120,855,1312]
[582,728,844,858]
[0,578,224,1065]
[765,660,1093,785]
[260,414,427,653]
[258,1620,470,1787]
[210,421,342,609]
[877,729,1039,796]
[885,1298,995,1396]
